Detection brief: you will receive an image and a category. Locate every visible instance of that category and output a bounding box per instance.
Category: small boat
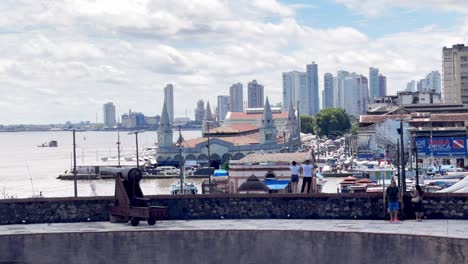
[170,181,198,195]
[38,140,58,147]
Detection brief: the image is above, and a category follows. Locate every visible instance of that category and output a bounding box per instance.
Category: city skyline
[1,1,468,124]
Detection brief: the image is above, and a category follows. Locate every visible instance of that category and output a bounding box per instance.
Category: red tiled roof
[228,112,289,120]
[208,124,259,134]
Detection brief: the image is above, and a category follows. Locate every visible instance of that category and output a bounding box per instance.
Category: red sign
[453,139,465,149]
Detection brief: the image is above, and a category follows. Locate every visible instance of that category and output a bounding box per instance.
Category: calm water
[0,130,202,198]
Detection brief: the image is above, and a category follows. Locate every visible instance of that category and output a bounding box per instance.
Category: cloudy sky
[1,0,467,124]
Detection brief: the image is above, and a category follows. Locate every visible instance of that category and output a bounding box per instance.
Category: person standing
[289,161,300,193]
[300,160,313,193]
[386,179,400,223]
[411,185,424,221]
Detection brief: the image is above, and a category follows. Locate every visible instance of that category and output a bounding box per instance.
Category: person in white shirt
[289,161,300,193]
[300,160,313,193]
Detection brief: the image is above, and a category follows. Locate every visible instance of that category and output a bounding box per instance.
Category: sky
[1,0,468,125]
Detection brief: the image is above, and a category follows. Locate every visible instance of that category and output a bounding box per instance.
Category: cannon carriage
[104,167,168,226]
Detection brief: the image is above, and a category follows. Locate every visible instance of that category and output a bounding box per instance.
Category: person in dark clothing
[386,179,400,223]
[412,185,424,221]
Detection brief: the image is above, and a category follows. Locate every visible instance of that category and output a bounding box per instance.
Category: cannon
[105,167,168,226]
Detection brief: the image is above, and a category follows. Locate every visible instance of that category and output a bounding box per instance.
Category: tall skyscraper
[369,67,379,100]
[164,84,174,123]
[306,62,319,115]
[217,95,230,122]
[443,44,468,104]
[194,99,205,122]
[406,80,416,92]
[282,71,306,111]
[323,73,334,109]
[334,70,350,108]
[379,75,387,96]
[247,80,264,108]
[343,74,368,116]
[425,71,441,93]
[103,102,116,127]
[229,83,243,112]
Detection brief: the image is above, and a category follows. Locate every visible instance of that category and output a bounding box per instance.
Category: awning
[263,179,290,190]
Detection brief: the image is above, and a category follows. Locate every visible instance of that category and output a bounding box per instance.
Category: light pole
[397,119,407,193]
[206,120,212,193]
[129,130,145,168]
[177,125,184,194]
[117,130,121,167]
[72,129,77,197]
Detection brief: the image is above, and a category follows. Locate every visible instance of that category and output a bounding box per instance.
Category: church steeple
[158,101,173,148]
[260,97,277,144]
[205,101,214,121]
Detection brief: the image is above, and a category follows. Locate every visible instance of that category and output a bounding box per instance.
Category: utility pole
[207,120,212,193]
[297,100,301,150]
[73,129,77,197]
[178,125,184,194]
[117,130,121,167]
[415,138,419,185]
[396,139,401,192]
[399,120,406,193]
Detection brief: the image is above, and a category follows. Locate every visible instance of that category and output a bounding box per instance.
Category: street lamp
[128,130,145,168]
[176,125,184,194]
[412,138,419,185]
[72,129,77,197]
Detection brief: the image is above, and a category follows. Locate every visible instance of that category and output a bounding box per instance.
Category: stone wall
[0,193,467,225]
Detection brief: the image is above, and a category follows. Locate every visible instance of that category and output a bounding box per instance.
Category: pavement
[1,219,468,239]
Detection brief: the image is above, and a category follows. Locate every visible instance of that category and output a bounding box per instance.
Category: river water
[0,130,342,199]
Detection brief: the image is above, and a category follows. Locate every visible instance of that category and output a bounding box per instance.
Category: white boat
[170,181,198,195]
[436,176,468,193]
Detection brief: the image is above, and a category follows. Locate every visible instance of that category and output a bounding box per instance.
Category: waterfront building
[194,100,205,123]
[369,67,380,101]
[229,83,243,112]
[323,73,334,109]
[443,44,468,105]
[156,98,299,167]
[282,71,306,112]
[217,95,230,122]
[164,84,174,123]
[103,102,116,127]
[247,80,264,108]
[121,110,145,129]
[306,62,319,115]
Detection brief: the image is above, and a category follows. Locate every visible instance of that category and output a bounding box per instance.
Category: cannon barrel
[100,167,142,182]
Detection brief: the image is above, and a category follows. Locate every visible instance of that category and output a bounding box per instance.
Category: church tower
[286,99,298,149]
[260,97,277,144]
[158,101,173,148]
[202,101,218,135]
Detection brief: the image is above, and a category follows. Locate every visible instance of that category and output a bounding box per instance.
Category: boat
[37,140,58,147]
[170,181,198,195]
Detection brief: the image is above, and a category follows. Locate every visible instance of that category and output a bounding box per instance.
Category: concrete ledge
[0,220,466,264]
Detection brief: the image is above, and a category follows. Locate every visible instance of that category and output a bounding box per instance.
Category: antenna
[25,161,35,196]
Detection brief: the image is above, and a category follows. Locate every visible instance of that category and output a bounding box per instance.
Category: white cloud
[0,0,466,124]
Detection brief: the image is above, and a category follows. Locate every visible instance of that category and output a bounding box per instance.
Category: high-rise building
[194,100,205,122]
[229,83,243,112]
[425,71,442,93]
[379,75,387,96]
[306,62,319,115]
[406,80,416,92]
[334,70,350,108]
[343,74,368,116]
[443,44,468,104]
[217,95,230,122]
[282,71,306,112]
[103,102,116,127]
[247,80,264,108]
[323,73,334,109]
[164,84,174,123]
[369,67,380,100]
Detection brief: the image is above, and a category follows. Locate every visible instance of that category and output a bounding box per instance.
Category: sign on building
[415,137,468,157]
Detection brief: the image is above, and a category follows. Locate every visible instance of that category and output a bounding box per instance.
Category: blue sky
[0,0,467,124]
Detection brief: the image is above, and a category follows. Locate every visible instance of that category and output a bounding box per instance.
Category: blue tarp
[213,169,228,176]
[263,179,290,190]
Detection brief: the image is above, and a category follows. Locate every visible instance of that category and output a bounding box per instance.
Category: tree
[313,108,351,137]
[300,115,314,134]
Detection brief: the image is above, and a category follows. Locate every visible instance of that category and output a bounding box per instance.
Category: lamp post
[72,129,77,197]
[176,125,184,194]
[117,130,121,167]
[205,120,212,193]
[129,130,145,169]
[398,119,407,193]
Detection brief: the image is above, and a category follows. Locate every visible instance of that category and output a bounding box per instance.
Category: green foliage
[313,108,351,137]
[300,115,314,134]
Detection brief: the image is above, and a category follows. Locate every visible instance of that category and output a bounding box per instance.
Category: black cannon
[104,167,168,226]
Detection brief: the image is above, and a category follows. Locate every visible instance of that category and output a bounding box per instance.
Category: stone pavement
[1,219,467,239]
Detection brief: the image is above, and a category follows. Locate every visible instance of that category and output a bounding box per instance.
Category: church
[156,97,299,167]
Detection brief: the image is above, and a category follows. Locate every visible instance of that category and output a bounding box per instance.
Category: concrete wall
[0,229,467,264]
[0,193,467,225]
